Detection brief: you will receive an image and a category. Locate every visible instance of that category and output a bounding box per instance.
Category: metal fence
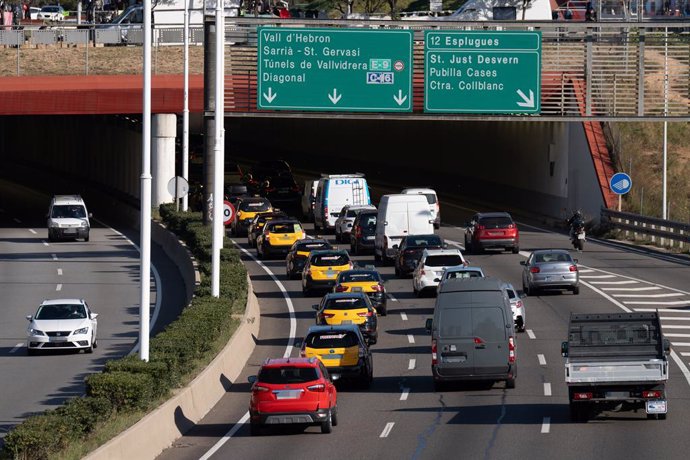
[601,207,690,250]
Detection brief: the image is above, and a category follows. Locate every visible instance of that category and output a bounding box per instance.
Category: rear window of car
[268,222,302,234]
[340,272,378,283]
[239,200,271,212]
[425,255,464,267]
[478,216,513,228]
[306,332,359,348]
[534,252,573,263]
[346,209,359,218]
[408,235,443,247]
[446,270,483,280]
[323,297,368,310]
[311,254,349,266]
[358,213,377,227]
[258,366,319,384]
[297,242,330,251]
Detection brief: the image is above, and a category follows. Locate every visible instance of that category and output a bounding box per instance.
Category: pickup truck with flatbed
[561,312,670,422]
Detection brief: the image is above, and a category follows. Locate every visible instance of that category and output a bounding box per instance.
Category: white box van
[375,194,434,264]
[313,174,371,231]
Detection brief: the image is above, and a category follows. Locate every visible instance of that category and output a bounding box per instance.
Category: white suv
[412,248,468,297]
[47,195,91,242]
[401,188,440,229]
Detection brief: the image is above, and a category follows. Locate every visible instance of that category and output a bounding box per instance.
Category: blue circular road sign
[610,172,632,195]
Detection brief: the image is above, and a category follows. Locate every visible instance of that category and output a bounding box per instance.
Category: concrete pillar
[151,113,177,207]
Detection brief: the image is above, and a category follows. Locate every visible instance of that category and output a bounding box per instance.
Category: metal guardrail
[601,207,690,249]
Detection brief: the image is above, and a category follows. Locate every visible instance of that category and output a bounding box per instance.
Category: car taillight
[643,390,662,399]
[569,265,578,272]
[474,337,485,345]
[321,312,336,319]
[516,300,523,308]
[508,336,516,363]
[477,225,485,230]
[357,311,374,317]
[307,383,325,392]
[305,268,311,277]
[507,224,515,229]
[324,206,328,217]
[431,339,438,365]
[530,267,540,274]
[573,392,593,400]
[253,385,270,393]
[372,284,383,292]
[335,285,348,292]
[355,227,362,238]
[420,269,426,276]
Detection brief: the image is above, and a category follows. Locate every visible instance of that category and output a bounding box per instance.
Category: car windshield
[239,200,271,212]
[306,331,359,348]
[297,242,330,251]
[311,254,349,266]
[42,6,60,12]
[269,223,302,234]
[51,205,86,218]
[323,297,368,310]
[258,366,319,384]
[35,304,87,320]
[479,216,513,228]
[340,272,378,283]
[446,270,483,279]
[407,235,442,247]
[425,255,464,267]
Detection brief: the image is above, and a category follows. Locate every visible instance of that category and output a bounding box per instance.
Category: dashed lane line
[538,354,547,366]
[28,229,36,235]
[51,253,57,261]
[614,293,685,298]
[55,284,62,291]
[580,275,616,279]
[544,383,552,396]
[400,388,410,401]
[661,317,690,321]
[400,312,408,321]
[10,343,23,353]
[541,417,551,434]
[628,301,689,306]
[388,294,398,302]
[380,422,395,438]
[42,241,48,247]
[662,325,690,329]
[13,218,21,224]
[57,268,62,276]
[526,329,536,339]
[589,280,638,285]
[407,334,415,344]
[665,333,690,338]
[602,287,661,292]
[408,358,416,370]
[672,342,690,346]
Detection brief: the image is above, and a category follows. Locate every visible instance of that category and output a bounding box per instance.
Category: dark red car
[464,212,520,254]
[248,357,338,435]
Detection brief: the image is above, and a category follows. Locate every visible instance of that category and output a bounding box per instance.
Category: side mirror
[312,304,319,310]
[26,315,33,321]
[331,374,340,382]
[433,278,440,283]
[663,338,671,355]
[519,261,527,266]
[88,213,93,218]
[248,375,257,384]
[90,313,98,319]
[425,318,433,333]
[561,341,569,357]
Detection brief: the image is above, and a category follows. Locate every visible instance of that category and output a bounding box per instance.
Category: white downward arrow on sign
[516,89,535,108]
[263,87,277,103]
[328,89,342,104]
[393,90,408,106]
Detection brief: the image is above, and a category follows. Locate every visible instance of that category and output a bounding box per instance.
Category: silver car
[521,249,579,295]
[503,282,526,332]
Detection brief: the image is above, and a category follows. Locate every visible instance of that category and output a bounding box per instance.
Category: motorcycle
[570,218,586,251]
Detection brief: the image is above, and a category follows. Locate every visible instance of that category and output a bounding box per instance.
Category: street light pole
[182,0,190,212]
[211,1,225,297]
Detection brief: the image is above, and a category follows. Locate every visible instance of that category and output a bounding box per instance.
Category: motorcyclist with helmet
[567,210,586,250]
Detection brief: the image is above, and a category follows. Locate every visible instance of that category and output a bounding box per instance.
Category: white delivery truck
[375,194,434,264]
[313,174,371,232]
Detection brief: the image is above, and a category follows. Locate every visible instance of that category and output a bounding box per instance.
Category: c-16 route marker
[257,27,413,112]
[424,30,542,114]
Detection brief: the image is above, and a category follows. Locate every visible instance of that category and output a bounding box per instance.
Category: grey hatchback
[521,249,579,295]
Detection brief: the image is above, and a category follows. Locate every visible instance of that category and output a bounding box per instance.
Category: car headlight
[74,327,89,335]
[80,221,87,227]
[28,328,45,336]
[49,221,59,228]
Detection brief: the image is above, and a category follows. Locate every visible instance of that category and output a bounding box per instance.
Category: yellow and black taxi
[286,238,333,280]
[333,269,388,316]
[247,211,288,248]
[312,292,378,345]
[300,324,373,388]
[230,196,272,237]
[256,219,306,259]
[301,250,353,296]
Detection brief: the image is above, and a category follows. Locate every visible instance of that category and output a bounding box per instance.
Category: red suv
[248,357,338,435]
[464,212,520,254]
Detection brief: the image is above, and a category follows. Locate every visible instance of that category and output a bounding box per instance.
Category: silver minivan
[425,277,516,390]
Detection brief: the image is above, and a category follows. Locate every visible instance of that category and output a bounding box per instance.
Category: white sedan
[26,299,98,355]
[37,5,65,22]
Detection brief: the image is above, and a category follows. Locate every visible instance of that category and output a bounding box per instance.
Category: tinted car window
[239,200,271,212]
[272,175,297,187]
[259,366,319,384]
[340,272,378,283]
[311,254,349,266]
[423,193,437,204]
[358,213,377,227]
[478,216,513,228]
[446,270,482,280]
[425,255,464,267]
[438,308,473,338]
[346,210,359,218]
[323,297,368,310]
[306,331,359,348]
[52,205,86,218]
[408,235,443,247]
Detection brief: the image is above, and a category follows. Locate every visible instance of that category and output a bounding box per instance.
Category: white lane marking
[544,383,552,396]
[661,317,690,321]
[407,334,415,344]
[670,350,690,387]
[51,253,58,261]
[577,269,595,273]
[601,287,661,292]
[527,329,536,339]
[28,229,37,234]
[665,333,690,338]
[57,268,62,276]
[400,312,408,321]
[388,294,398,302]
[627,301,689,305]
[408,358,416,370]
[580,275,616,279]
[380,422,395,438]
[13,218,21,224]
[614,293,685,298]
[446,239,465,249]
[42,241,49,246]
[635,308,690,312]
[589,280,638,285]
[662,325,690,329]
[672,342,690,346]
[400,388,410,401]
[518,251,531,258]
[579,264,690,295]
[10,343,23,353]
[56,284,62,291]
[199,412,250,460]
[538,354,547,366]
[201,241,297,459]
[541,417,551,434]
[681,352,690,356]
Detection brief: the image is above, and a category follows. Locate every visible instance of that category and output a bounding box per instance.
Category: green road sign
[424,31,541,114]
[257,27,412,112]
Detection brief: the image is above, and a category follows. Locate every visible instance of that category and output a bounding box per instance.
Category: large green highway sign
[424,31,542,114]
[257,27,413,112]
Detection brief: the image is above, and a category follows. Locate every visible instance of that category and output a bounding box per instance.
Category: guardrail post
[651,224,656,244]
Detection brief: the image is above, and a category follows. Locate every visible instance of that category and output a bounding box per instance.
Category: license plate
[275,390,302,400]
[578,233,586,240]
[281,235,291,239]
[341,320,353,325]
[605,391,630,399]
[50,337,68,342]
[63,229,77,234]
[489,231,503,236]
[646,400,667,414]
[366,236,375,240]
[444,356,466,363]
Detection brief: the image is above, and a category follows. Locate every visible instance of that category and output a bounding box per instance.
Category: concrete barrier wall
[151,221,200,303]
[85,279,260,460]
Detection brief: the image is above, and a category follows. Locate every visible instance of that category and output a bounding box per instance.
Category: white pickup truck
[561,312,670,422]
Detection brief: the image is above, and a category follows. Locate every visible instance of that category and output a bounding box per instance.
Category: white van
[375,194,434,264]
[401,188,440,229]
[47,195,91,242]
[313,174,371,231]
[301,179,318,221]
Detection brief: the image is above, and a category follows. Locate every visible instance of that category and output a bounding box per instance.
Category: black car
[285,239,333,279]
[394,234,445,278]
[266,173,302,210]
[349,210,378,255]
[247,211,288,247]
